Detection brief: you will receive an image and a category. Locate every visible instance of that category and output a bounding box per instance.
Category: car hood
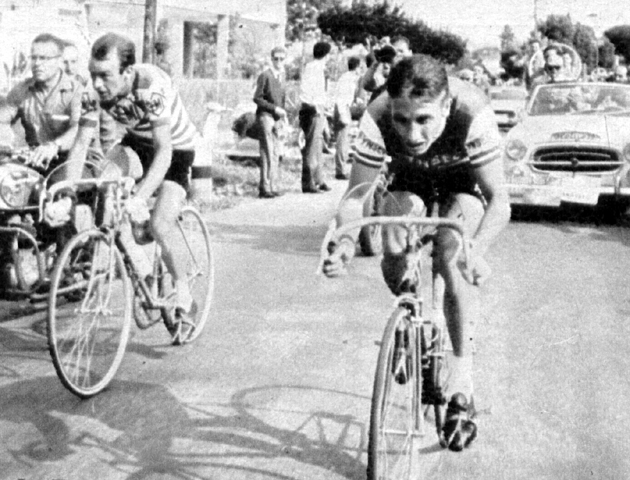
[510,113,629,146]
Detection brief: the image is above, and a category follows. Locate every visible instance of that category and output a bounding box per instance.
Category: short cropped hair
[313,41,331,60]
[347,56,360,71]
[32,33,65,53]
[91,33,136,72]
[271,46,286,57]
[387,54,449,100]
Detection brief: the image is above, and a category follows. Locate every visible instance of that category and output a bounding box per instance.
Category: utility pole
[142,0,157,63]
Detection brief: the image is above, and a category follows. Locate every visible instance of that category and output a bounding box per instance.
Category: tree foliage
[598,36,616,69]
[572,23,598,72]
[500,25,517,52]
[604,25,630,64]
[317,1,466,64]
[538,14,574,45]
[286,0,339,42]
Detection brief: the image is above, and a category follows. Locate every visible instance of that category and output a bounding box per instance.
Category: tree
[598,37,616,69]
[317,1,467,64]
[538,14,574,45]
[500,25,517,51]
[572,23,598,73]
[605,25,630,64]
[286,0,338,42]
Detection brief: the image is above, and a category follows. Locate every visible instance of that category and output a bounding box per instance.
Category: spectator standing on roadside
[253,46,287,198]
[62,42,87,86]
[332,56,361,180]
[473,64,491,96]
[0,33,82,170]
[299,41,331,194]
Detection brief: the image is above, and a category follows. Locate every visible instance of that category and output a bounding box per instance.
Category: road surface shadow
[0,379,371,479]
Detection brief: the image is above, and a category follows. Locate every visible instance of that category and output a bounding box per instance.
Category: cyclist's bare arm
[323,161,380,277]
[66,123,96,182]
[470,159,511,257]
[134,122,172,201]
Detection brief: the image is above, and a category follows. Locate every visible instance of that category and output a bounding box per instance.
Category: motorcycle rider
[0,33,83,171]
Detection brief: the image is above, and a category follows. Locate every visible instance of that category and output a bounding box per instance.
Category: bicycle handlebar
[46,176,135,200]
[318,215,471,275]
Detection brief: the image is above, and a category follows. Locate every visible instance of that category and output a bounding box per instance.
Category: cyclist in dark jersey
[323,55,511,451]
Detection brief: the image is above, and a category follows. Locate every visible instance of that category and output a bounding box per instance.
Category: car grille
[532,146,622,173]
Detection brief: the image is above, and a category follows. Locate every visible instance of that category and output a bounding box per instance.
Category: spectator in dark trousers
[253,46,287,198]
[333,56,361,180]
[299,41,331,193]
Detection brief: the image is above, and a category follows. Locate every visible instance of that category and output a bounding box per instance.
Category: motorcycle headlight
[623,143,630,162]
[505,139,528,161]
[0,171,34,208]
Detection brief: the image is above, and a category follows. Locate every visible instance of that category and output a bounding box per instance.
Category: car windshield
[528,84,630,116]
[490,88,527,101]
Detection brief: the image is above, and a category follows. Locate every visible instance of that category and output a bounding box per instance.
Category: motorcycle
[0,146,99,300]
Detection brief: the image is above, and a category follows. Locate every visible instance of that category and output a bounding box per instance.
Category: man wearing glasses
[529,45,568,91]
[0,33,83,170]
[253,46,287,198]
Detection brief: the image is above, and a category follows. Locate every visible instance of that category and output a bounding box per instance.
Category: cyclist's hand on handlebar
[44,196,73,228]
[29,143,58,169]
[457,243,491,286]
[323,236,355,277]
[126,196,150,224]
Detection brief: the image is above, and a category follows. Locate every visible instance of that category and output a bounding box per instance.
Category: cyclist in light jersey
[323,55,511,451]
[65,33,201,340]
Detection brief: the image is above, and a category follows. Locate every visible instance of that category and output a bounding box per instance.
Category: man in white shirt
[333,56,361,180]
[299,41,331,193]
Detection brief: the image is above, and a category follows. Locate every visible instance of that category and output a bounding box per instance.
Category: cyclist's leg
[150,180,191,311]
[380,190,427,295]
[433,192,484,451]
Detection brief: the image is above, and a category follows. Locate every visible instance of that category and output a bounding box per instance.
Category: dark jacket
[253,68,286,120]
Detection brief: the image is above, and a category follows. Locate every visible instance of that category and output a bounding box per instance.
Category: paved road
[1,183,630,480]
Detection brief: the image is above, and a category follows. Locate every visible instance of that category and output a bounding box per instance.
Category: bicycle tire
[172,206,214,344]
[367,306,422,480]
[359,188,383,256]
[48,229,132,398]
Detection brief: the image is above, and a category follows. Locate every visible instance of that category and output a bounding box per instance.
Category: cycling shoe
[440,392,477,452]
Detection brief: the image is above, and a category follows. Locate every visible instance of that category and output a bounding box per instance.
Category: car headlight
[0,171,35,208]
[623,143,630,162]
[505,139,527,161]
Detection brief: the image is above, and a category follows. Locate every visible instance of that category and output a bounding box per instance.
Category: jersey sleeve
[350,110,388,169]
[464,105,502,168]
[135,73,173,128]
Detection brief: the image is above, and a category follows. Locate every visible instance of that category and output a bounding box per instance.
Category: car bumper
[506,172,630,206]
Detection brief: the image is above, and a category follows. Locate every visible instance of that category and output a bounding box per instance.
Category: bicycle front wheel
[48,229,132,398]
[174,206,214,343]
[368,306,423,480]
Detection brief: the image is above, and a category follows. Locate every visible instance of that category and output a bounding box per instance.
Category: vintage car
[489,86,528,132]
[503,82,630,208]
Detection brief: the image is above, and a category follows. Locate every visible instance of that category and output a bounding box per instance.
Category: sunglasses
[273,56,285,61]
[545,65,562,72]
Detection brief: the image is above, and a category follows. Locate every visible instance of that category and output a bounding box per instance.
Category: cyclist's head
[387,54,452,156]
[30,33,65,83]
[89,33,136,103]
[313,42,331,60]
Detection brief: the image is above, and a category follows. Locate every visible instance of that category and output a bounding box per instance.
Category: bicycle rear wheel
[172,206,214,344]
[368,306,423,480]
[48,229,132,398]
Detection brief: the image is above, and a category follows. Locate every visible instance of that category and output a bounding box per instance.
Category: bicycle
[46,175,215,398]
[319,189,472,479]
